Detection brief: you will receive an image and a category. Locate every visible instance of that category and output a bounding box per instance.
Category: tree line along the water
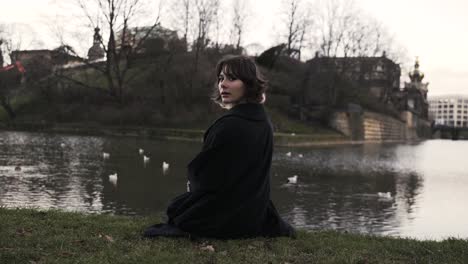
[0,0,409,131]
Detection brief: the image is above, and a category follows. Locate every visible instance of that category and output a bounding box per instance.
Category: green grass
[1,208,467,263]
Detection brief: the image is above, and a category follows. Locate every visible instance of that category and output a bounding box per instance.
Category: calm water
[1,131,467,240]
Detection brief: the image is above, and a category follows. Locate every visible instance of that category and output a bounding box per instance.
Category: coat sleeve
[187,117,249,193]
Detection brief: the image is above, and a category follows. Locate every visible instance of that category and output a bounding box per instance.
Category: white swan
[60,143,66,148]
[102,152,110,159]
[298,154,303,158]
[286,152,292,157]
[162,161,170,170]
[139,148,144,155]
[287,175,298,184]
[377,192,392,199]
[109,173,118,185]
[143,155,150,163]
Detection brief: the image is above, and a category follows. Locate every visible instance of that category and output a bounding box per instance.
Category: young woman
[144,55,295,239]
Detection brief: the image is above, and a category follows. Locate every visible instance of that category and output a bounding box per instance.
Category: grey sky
[1,0,467,96]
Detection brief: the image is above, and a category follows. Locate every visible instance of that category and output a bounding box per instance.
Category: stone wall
[363,111,407,140]
[330,110,430,141]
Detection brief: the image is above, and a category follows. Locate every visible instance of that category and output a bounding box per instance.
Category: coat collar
[224,103,267,121]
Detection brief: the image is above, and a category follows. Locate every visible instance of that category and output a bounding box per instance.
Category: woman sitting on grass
[143,55,295,239]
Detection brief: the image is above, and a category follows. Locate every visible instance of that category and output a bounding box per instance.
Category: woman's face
[218,69,246,107]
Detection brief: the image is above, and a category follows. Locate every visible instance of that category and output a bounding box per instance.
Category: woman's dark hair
[212,55,267,105]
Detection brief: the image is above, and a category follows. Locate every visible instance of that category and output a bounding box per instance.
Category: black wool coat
[167,103,295,239]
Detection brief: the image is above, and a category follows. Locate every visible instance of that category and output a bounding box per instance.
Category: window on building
[457,121,461,125]
[449,110,453,114]
[444,105,448,108]
[450,105,454,108]
[438,105,442,108]
[449,115,453,119]
[457,116,461,119]
[458,110,462,113]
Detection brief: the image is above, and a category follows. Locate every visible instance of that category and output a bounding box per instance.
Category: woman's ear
[260,93,266,104]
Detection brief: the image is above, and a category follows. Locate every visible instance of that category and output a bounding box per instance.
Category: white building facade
[428,95,468,127]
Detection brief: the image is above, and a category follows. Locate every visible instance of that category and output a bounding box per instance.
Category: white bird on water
[143,155,150,163]
[286,152,292,157]
[139,148,144,155]
[162,161,170,171]
[377,192,392,199]
[298,154,303,158]
[102,152,110,159]
[60,143,66,148]
[109,173,118,185]
[287,175,298,184]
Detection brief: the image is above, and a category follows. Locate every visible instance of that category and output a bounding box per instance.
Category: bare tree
[168,0,192,48]
[230,0,250,52]
[302,0,408,108]
[0,23,41,64]
[0,23,44,120]
[69,0,164,104]
[313,0,357,57]
[281,0,311,60]
[189,0,220,89]
[313,0,406,61]
[0,39,4,67]
[194,0,220,51]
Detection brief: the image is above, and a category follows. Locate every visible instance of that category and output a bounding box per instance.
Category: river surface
[1,130,467,240]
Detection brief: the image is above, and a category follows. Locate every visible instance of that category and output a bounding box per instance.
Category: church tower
[403,57,429,119]
[87,27,105,61]
[405,57,429,99]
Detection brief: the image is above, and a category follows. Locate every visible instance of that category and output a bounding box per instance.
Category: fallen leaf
[72,239,86,245]
[97,233,114,242]
[104,235,114,243]
[59,251,74,257]
[16,228,33,236]
[200,245,215,252]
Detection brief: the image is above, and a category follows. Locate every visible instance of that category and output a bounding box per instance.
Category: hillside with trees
[0,0,408,134]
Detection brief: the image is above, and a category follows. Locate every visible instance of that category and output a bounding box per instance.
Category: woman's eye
[218,76,224,82]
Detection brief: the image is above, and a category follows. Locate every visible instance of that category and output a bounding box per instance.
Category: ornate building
[391,58,429,118]
[301,52,401,107]
[87,27,105,61]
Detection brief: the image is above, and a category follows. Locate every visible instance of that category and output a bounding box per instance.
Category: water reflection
[1,131,468,240]
[272,143,426,237]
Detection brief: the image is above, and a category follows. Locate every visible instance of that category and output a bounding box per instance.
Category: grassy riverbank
[1,208,467,263]
[1,120,348,147]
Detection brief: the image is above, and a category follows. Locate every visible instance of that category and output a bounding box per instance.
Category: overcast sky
[1,0,468,96]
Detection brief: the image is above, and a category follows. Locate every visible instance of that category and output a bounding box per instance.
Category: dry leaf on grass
[98,233,115,243]
[200,244,215,252]
[16,228,33,236]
